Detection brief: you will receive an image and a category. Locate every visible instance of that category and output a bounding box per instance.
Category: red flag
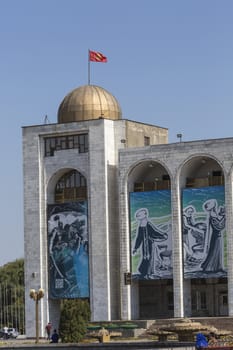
[89,50,107,63]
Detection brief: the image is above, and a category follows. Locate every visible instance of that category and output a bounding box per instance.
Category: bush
[59,299,90,343]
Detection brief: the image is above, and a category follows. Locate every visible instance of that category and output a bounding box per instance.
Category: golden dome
[58,85,122,123]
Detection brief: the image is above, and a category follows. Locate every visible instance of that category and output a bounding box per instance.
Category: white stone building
[23,84,233,338]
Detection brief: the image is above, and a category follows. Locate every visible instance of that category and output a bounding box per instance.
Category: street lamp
[29,288,44,343]
[177,133,183,142]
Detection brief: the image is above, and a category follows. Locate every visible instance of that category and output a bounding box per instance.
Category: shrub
[59,299,90,343]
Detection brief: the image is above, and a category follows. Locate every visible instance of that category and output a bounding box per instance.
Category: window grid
[44,134,88,156]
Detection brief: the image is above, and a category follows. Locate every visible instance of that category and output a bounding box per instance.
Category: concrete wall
[125,120,168,147]
[23,115,233,337]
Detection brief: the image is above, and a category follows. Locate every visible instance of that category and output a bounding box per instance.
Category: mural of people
[183,206,206,265]
[48,202,89,298]
[132,208,169,279]
[182,186,226,278]
[157,244,172,271]
[201,199,226,272]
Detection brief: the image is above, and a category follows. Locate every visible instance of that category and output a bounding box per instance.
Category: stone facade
[118,138,233,319]
[23,112,233,338]
[23,118,167,337]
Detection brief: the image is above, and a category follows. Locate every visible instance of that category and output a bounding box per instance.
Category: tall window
[55,170,87,203]
[192,290,207,311]
[144,136,150,146]
[44,134,88,157]
[167,291,174,310]
[200,291,207,309]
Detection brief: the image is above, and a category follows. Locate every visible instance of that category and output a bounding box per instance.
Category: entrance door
[219,293,228,316]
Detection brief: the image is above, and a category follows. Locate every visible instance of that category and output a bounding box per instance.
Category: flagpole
[88,49,90,85]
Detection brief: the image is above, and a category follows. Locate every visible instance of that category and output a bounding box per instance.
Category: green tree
[59,299,90,343]
[0,259,25,333]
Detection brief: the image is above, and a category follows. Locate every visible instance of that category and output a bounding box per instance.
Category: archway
[128,160,173,319]
[180,156,227,317]
[47,169,89,300]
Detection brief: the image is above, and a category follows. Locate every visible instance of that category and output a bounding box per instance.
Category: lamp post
[29,288,44,343]
[177,133,183,142]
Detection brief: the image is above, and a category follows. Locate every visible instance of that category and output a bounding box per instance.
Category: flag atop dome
[89,50,107,62]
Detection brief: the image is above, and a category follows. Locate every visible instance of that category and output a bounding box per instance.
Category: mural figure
[183,206,206,265]
[132,208,169,279]
[201,199,226,272]
[182,186,226,278]
[49,218,78,297]
[156,244,172,271]
[48,202,89,298]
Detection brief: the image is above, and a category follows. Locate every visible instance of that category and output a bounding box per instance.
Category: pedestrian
[45,322,52,340]
[196,332,208,349]
[50,329,59,343]
[3,326,8,340]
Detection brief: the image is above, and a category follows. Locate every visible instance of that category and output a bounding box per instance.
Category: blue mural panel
[182,186,227,279]
[47,202,89,298]
[130,190,172,280]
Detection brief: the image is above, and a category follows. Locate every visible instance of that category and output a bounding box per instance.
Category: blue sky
[0,0,232,266]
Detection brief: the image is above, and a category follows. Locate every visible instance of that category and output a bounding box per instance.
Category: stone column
[88,124,111,321]
[119,173,132,320]
[225,172,233,315]
[131,281,139,319]
[171,177,184,317]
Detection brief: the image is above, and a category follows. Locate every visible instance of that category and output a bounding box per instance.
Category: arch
[126,159,172,193]
[47,168,88,204]
[177,153,227,317]
[123,158,174,319]
[46,168,90,300]
[177,153,225,190]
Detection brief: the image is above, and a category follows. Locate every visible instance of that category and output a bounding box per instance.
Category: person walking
[45,322,52,340]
